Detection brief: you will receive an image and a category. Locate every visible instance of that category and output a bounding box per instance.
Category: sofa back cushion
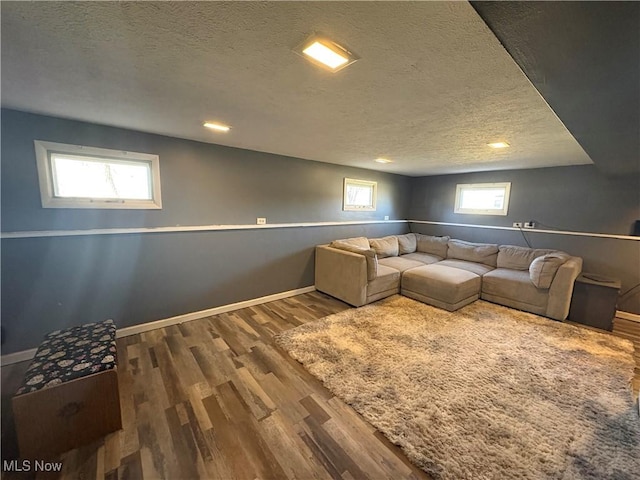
[447,239,499,267]
[497,245,557,271]
[369,236,399,258]
[396,233,417,255]
[415,234,450,258]
[330,236,370,250]
[529,252,570,289]
[329,242,378,281]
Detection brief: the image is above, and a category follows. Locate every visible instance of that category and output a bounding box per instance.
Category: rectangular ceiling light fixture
[203,122,231,132]
[488,141,510,149]
[294,35,359,73]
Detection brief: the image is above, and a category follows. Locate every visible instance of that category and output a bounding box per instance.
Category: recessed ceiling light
[294,35,358,73]
[304,42,348,69]
[374,158,393,164]
[488,142,510,149]
[203,122,231,132]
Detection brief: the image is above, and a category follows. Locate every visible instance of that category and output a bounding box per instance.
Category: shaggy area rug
[275,296,640,480]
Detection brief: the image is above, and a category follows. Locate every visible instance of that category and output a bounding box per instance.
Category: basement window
[454,182,511,216]
[34,140,162,209]
[343,178,377,211]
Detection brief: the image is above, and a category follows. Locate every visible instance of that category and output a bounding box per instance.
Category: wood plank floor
[1,294,639,479]
[1,292,430,480]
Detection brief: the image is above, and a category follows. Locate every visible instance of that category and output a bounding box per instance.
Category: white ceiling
[1,1,592,176]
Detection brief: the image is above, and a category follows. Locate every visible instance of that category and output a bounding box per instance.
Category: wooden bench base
[13,368,122,459]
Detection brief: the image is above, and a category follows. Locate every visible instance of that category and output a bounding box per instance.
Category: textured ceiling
[1,1,592,176]
[472,1,639,176]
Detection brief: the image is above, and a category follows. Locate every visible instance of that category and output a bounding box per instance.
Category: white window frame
[34,140,162,209]
[343,178,377,211]
[454,182,511,216]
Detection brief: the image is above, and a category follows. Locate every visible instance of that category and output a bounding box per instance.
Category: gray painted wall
[3,108,639,354]
[409,166,640,313]
[1,109,411,354]
[2,110,409,231]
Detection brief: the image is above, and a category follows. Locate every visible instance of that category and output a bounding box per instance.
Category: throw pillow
[330,242,378,281]
[497,245,556,271]
[447,239,499,267]
[369,236,399,258]
[415,234,450,258]
[330,236,370,250]
[396,233,417,255]
[529,253,570,289]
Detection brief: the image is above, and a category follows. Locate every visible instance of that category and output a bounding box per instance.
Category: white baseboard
[115,285,316,338]
[0,348,38,366]
[0,286,316,366]
[616,310,640,323]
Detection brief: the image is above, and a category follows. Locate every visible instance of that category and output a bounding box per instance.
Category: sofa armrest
[315,245,368,307]
[546,256,583,320]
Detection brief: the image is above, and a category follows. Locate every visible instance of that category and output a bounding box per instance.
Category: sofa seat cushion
[482,269,548,311]
[378,256,426,273]
[367,265,401,297]
[436,259,495,276]
[401,252,443,265]
[401,264,481,310]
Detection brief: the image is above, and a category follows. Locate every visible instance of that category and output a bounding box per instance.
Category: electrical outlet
[512,222,523,228]
[257,217,266,225]
[524,221,535,229]
[384,215,390,221]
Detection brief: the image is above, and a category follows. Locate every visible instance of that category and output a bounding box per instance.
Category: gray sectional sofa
[315,233,583,321]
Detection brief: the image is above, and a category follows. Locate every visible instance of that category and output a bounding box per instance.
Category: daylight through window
[343,178,377,211]
[454,182,511,215]
[35,140,162,209]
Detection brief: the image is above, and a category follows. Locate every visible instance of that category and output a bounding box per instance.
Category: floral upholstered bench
[12,319,122,459]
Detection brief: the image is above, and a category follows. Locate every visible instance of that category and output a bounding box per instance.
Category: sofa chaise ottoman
[402,264,481,311]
